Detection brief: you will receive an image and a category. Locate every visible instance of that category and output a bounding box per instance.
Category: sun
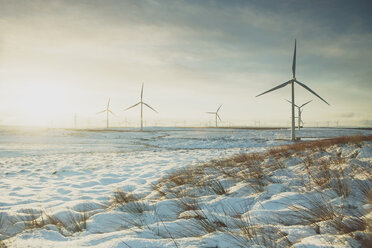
[14,83,73,126]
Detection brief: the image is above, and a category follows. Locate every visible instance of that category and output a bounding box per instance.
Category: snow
[0,126,372,247]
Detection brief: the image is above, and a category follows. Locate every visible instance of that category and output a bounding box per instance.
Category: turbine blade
[206,112,216,114]
[143,102,158,113]
[295,80,330,105]
[124,102,141,111]
[256,80,292,97]
[217,114,222,121]
[107,97,111,108]
[96,110,106,114]
[217,104,222,112]
[285,99,299,108]
[109,110,117,116]
[141,83,144,100]
[300,99,313,108]
[292,39,296,78]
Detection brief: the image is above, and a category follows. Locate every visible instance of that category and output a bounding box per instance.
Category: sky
[0,0,371,128]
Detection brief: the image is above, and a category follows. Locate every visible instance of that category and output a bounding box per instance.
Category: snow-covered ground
[0,126,371,247]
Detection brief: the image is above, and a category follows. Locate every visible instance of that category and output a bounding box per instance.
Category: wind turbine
[256,40,329,141]
[286,99,312,130]
[97,98,116,128]
[124,83,158,131]
[206,104,222,127]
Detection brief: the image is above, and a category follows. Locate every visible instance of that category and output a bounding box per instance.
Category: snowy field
[1,126,372,247]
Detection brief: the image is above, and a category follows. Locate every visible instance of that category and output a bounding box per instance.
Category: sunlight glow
[13,83,73,126]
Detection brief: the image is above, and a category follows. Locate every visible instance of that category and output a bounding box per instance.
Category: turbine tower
[97,98,116,128]
[125,83,158,131]
[256,40,329,141]
[206,104,222,127]
[286,99,312,130]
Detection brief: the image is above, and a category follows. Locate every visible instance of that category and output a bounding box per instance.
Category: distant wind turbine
[286,99,312,130]
[206,104,222,127]
[97,98,116,128]
[125,83,158,131]
[256,40,329,141]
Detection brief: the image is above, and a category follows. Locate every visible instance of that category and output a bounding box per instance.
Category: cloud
[338,112,356,118]
[0,0,371,126]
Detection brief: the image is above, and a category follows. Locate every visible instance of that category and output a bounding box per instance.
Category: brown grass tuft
[18,209,47,230]
[187,209,227,234]
[111,189,138,208]
[289,194,340,224]
[203,179,231,195]
[64,211,88,233]
[176,197,200,212]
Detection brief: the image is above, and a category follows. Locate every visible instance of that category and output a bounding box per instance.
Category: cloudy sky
[0,0,371,127]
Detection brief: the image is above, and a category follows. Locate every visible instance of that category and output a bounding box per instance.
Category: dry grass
[187,209,228,234]
[303,154,351,198]
[151,182,168,198]
[176,197,200,212]
[289,194,341,225]
[150,135,372,200]
[126,135,371,245]
[43,212,65,229]
[331,168,351,198]
[152,167,206,199]
[158,218,180,248]
[145,134,372,244]
[120,201,151,215]
[257,226,292,248]
[333,216,366,234]
[3,135,372,245]
[356,178,372,204]
[356,214,372,247]
[0,213,6,248]
[0,240,7,248]
[162,168,200,187]
[288,193,367,236]
[64,211,88,233]
[18,209,47,230]
[13,207,91,237]
[0,213,5,230]
[227,213,258,243]
[227,213,292,248]
[203,179,231,195]
[110,189,139,208]
[280,135,371,153]
[304,157,332,189]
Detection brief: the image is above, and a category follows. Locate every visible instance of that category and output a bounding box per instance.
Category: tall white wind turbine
[256,40,329,141]
[286,99,312,130]
[97,98,116,128]
[206,104,222,127]
[124,83,158,131]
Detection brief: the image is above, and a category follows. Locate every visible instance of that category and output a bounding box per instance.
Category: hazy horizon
[1,0,371,128]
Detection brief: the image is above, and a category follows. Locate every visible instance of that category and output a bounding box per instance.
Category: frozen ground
[0,126,371,247]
